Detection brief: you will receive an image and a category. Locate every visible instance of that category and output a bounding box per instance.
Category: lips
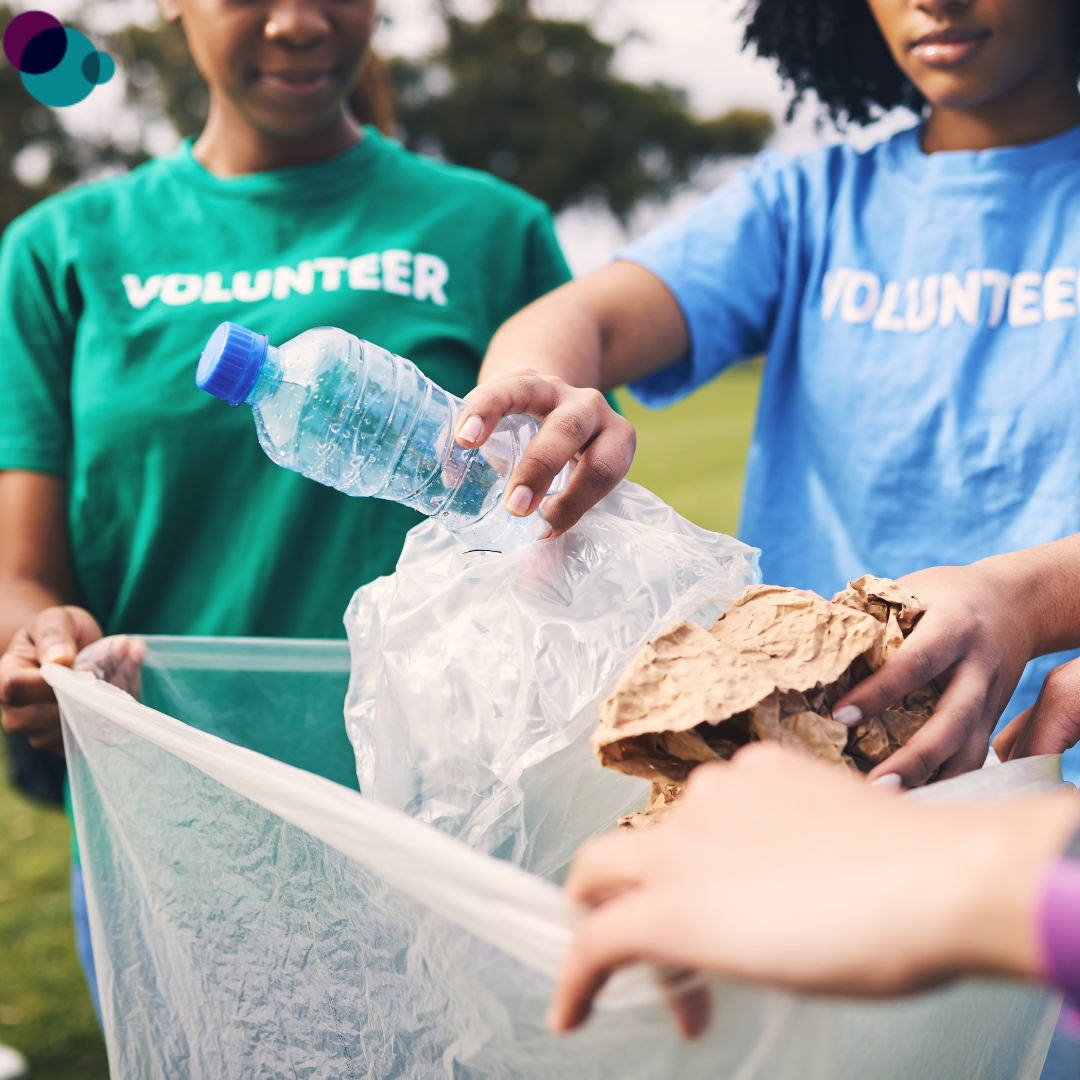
[911,27,990,68]
[257,69,336,97]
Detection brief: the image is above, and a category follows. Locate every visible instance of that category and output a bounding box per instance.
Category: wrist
[933,798,1080,984]
[1038,856,1080,999]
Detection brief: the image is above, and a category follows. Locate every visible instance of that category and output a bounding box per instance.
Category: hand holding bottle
[455,369,637,538]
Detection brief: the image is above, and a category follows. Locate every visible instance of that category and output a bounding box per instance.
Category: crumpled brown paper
[596,576,940,828]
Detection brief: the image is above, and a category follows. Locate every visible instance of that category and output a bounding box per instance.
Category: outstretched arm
[458,261,688,536]
[549,744,1080,1035]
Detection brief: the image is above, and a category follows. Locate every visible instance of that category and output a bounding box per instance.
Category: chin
[245,107,348,141]
[915,76,1004,113]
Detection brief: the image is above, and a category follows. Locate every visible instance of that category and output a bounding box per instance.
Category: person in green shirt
[0,0,568,1019]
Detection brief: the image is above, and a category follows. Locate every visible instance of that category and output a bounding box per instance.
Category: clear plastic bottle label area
[245,328,567,551]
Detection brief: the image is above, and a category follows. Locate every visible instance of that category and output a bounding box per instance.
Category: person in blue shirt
[458,0,1080,789]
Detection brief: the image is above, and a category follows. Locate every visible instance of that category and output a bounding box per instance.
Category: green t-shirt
[0,128,571,638]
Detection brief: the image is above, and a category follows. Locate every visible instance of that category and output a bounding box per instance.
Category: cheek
[180,6,260,90]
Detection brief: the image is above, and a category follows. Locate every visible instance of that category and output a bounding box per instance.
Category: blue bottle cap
[197,321,268,406]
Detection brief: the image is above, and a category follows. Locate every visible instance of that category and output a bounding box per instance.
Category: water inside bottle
[249,330,556,550]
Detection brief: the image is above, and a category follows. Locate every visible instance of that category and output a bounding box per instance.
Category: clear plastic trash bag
[48,640,1064,1080]
[344,481,760,876]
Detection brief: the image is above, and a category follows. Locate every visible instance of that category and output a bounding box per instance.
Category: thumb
[30,606,102,667]
[993,706,1030,762]
[831,626,953,726]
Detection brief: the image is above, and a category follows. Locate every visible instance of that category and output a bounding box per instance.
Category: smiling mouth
[911,28,991,68]
[258,69,336,96]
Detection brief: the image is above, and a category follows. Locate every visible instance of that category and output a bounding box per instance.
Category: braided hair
[741,0,1080,126]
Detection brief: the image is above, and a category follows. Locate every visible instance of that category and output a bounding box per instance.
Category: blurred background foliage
[0,0,773,234]
[388,0,774,220]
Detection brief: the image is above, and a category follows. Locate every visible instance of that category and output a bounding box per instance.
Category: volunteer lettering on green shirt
[0,127,571,640]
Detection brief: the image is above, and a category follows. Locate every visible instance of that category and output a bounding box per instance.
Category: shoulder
[370,133,552,224]
[741,130,909,193]
[2,155,175,253]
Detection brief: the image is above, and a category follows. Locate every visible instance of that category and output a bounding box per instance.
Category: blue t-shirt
[622,122,1080,780]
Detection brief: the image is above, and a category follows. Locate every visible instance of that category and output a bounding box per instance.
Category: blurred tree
[0,5,158,236]
[0,4,394,237]
[1,6,86,233]
[1,1,773,235]
[389,0,774,221]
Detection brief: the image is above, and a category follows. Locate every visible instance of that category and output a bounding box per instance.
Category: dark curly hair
[741,0,1080,126]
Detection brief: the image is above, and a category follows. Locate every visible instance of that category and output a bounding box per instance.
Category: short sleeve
[619,152,791,407]
[0,211,76,476]
[523,209,572,302]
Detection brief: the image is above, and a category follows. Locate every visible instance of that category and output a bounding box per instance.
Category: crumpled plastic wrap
[343,481,760,875]
[594,576,941,826]
[47,638,1066,1080]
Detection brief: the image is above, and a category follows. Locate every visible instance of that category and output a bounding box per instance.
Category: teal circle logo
[3,11,114,107]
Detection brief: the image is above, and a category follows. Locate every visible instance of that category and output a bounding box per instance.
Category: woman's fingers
[457,370,559,448]
[456,372,636,534]
[661,974,713,1040]
[549,891,661,1033]
[934,728,996,781]
[995,659,1080,760]
[992,707,1030,761]
[536,422,636,535]
[564,830,651,906]
[867,663,991,786]
[0,606,103,753]
[831,618,962,728]
[0,702,65,754]
[74,634,147,697]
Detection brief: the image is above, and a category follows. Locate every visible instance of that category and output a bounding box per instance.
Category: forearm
[480,282,605,388]
[938,793,1080,984]
[971,534,1080,659]
[0,470,80,654]
[0,578,71,656]
[479,261,690,392]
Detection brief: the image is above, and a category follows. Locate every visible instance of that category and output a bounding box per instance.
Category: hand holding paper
[833,535,1080,786]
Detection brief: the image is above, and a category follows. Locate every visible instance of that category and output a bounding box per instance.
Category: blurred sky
[25,0,919,275]
[376,0,918,273]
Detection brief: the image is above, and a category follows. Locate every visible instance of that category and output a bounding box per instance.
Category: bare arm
[460,262,689,535]
[478,260,689,389]
[550,745,1080,1036]
[0,471,101,754]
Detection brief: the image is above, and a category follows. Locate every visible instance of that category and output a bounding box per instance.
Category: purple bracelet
[1038,857,1080,1007]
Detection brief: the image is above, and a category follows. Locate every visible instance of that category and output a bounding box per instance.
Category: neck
[922,66,1080,154]
[193,99,362,177]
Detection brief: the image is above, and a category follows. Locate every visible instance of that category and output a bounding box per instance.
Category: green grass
[0,744,109,1079]
[0,361,762,1077]
[617,360,761,536]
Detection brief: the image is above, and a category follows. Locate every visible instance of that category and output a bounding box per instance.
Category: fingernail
[506,485,533,516]
[537,524,553,540]
[43,644,70,662]
[871,773,902,792]
[832,705,862,727]
[457,415,483,444]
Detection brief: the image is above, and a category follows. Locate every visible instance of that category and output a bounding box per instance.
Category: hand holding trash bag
[0,607,103,754]
[831,535,1080,787]
[549,743,1080,1036]
[0,614,146,754]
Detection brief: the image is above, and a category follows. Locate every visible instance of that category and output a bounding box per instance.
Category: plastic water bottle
[196,322,566,551]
